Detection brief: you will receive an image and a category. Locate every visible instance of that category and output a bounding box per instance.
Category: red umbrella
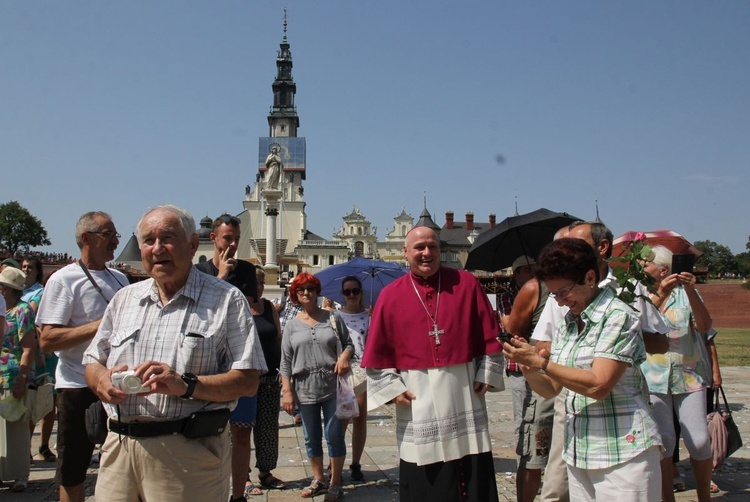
[612,230,704,259]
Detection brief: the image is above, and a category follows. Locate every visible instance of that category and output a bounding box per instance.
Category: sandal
[324,484,343,502]
[39,444,57,462]
[710,480,720,494]
[672,475,686,493]
[301,479,328,498]
[11,479,28,492]
[244,482,264,497]
[259,472,286,490]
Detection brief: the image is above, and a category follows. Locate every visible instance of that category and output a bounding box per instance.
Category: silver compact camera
[111,370,150,394]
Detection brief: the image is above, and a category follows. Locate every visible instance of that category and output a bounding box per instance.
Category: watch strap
[180,373,198,399]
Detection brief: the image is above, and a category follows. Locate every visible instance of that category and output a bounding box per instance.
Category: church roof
[439,222,492,246]
[416,207,440,231]
[115,234,142,262]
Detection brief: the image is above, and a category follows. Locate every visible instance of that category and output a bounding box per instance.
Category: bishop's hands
[392,391,416,406]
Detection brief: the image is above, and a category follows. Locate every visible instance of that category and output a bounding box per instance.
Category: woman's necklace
[409,271,444,345]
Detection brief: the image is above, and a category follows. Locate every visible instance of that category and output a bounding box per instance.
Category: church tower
[268,13,299,139]
[236,11,309,267]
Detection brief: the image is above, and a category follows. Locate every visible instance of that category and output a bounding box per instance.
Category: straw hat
[0,267,26,291]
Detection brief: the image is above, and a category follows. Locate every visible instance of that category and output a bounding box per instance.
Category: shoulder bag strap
[718,385,732,416]
[330,311,343,355]
[79,262,112,304]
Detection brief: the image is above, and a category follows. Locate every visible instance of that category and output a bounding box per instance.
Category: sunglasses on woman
[342,288,361,296]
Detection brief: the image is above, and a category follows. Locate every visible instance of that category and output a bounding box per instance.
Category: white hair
[135,204,196,244]
[650,245,673,274]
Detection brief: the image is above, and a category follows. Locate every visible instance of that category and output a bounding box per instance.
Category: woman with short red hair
[280,273,353,502]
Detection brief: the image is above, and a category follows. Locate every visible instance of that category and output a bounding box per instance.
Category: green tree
[0,201,51,255]
[694,240,737,277]
[736,252,750,278]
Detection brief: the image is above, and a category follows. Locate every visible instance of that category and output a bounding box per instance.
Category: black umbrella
[465,208,582,272]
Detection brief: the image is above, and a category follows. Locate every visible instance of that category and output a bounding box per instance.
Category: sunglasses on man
[219,214,241,225]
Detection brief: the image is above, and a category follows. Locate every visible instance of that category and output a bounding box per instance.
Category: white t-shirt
[36,263,128,388]
[531,268,667,343]
[337,310,369,361]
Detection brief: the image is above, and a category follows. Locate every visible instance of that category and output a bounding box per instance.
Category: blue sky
[2,1,748,257]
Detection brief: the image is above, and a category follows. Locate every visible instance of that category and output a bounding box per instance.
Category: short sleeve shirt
[83,268,268,420]
[552,287,662,469]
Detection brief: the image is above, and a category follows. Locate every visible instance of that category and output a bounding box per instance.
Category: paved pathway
[10,367,750,501]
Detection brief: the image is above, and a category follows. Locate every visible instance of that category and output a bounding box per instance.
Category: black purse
[84,401,108,444]
[718,386,743,459]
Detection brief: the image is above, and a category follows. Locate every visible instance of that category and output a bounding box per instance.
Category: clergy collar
[409,268,441,287]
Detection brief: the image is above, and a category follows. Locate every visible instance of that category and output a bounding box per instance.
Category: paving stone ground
[7,367,750,501]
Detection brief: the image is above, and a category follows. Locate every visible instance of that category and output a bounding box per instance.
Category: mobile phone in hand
[671,254,695,275]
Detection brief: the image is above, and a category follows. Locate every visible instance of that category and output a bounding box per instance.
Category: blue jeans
[298,397,346,458]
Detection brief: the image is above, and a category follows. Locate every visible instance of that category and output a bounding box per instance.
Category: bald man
[362,226,504,502]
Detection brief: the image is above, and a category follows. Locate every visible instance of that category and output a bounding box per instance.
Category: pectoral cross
[429,323,445,346]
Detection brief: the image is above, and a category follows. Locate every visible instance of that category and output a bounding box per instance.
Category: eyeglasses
[343,288,361,297]
[87,231,121,240]
[550,283,578,300]
[297,285,317,294]
[219,214,241,225]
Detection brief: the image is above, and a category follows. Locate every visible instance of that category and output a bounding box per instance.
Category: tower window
[313,255,319,266]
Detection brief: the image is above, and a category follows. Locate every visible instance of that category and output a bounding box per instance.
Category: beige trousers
[540,392,569,502]
[95,428,230,502]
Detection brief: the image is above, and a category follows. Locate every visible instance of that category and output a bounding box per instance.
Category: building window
[329,255,334,265]
[313,255,319,266]
[440,252,446,262]
[452,252,459,263]
[401,225,406,236]
[355,241,364,257]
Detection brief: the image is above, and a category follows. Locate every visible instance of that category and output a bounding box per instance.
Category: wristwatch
[180,372,198,399]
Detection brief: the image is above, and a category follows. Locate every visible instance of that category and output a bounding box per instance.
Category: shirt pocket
[177,331,217,375]
[109,328,140,369]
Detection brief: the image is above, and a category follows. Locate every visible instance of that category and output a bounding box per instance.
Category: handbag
[25,329,55,424]
[85,401,109,444]
[707,386,743,471]
[24,379,54,424]
[329,312,367,395]
[335,374,359,420]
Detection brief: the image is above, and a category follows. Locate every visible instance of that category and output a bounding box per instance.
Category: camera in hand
[111,370,150,394]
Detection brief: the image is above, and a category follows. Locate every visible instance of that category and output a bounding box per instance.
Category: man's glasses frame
[86,231,121,240]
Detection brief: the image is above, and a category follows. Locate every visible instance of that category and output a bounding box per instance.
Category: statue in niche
[263,145,283,190]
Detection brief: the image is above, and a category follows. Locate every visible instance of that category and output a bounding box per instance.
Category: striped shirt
[84,268,267,420]
[552,287,662,469]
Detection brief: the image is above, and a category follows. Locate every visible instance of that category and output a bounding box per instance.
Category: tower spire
[595,199,602,222]
[268,9,299,138]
